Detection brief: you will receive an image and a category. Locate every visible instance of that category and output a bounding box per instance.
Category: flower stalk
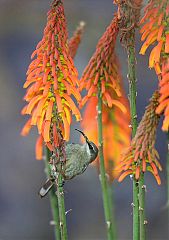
[126,33,140,240]
[45,147,61,240]
[139,172,146,240]
[97,80,115,240]
[57,173,68,240]
[116,0,144,238]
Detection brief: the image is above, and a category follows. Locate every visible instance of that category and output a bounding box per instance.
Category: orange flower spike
[22,0,82,160]
[81,85,131,180]
[140,0,169,72]
[80,15,122,107]
[117,91,162,184]
[68,21,86,59]
[156,60,169,132]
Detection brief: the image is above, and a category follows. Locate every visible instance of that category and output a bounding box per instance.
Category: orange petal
[37,108,46,134]
[149,46,156,68]
[134,151,140,162]
[135,166,140,180]
[165,33,169,53]
[157,25,164,41]
[150,162,158,175]
[21,118,32,136]
[36,97,47,116]
[154,40,163,64]
[156,98,169,114]
[31,107,39,125]
[162,116,169,131]
[154,174,161,185]
[35,135,43,160]
[45,100,53,121]
[46,142,54,152]
[26,95,43,114]
[43,120,51,142]
[154,63,161,74]
[88,85,96,97]
[62,114,70,141]
[118,170,133,182]
[111,99,127,113]
[64,106,72,125]
[104,92,113,107]
[43,82,51,97]
[62,93,81,120]
[142,159,146,172]
[70,86,81,101]
[21,105,28,115]
[55,93,63,113]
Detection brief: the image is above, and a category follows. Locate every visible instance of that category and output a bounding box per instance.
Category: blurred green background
[0,0,168,239]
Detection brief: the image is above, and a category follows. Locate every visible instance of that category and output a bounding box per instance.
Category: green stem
[126,30,140,240]
[139,173,146,240]
[45,147,61,240]
[108,182,117,239]
[97,81,115,240]
[57,174,68,240]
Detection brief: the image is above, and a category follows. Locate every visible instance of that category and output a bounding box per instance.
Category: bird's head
[75,129,98,162]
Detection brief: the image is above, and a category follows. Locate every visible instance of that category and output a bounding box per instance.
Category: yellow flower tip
[139,49,145,55]
[154,63,161,75]
[75,114,82,121]
[111,100,127,113]
[154,174,161,185]
[162,122,169,132]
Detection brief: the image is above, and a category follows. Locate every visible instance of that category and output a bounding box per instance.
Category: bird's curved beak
[75,128,90,144]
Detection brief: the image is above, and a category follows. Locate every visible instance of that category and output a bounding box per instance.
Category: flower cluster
[139,0,169,132]
[68,21,86,59]
[156,59,169,131]
[118,91,162,184]
[21,0,81,159]
[80,16,126,113]
[139,0,169,74]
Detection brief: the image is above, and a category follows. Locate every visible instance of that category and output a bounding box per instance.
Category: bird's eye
[89,143,94,150]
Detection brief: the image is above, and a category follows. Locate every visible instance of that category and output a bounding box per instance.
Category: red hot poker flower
[118,91,162,185]
[81,52,131,179]
[156,59,169,131]
[139,0,169,74]
[80,16,125,112]
[68,21,86,59]
[21,0,81,159]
